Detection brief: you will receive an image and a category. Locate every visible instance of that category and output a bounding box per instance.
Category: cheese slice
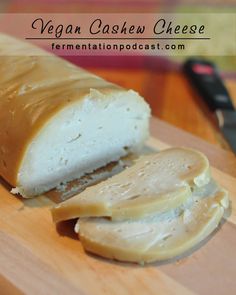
[51,148,210,222]
[76,180,229,264]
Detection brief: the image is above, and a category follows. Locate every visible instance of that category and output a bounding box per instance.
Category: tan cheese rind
[51,148,210,222]
[76,181,229,264]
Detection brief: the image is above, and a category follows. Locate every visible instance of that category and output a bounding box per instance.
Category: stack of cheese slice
[51,148,229,264]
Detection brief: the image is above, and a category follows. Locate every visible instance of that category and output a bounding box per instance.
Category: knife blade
[183,58,236,153]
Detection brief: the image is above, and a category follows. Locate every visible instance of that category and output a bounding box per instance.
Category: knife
[183,58,236,153]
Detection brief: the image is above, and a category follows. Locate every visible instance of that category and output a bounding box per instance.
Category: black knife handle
[183,58,235,111]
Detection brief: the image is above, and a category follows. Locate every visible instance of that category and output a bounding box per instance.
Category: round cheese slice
[52,148,210,222]
[76,180,229,264]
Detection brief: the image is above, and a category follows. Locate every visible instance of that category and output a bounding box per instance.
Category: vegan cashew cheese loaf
[0,34,150,197]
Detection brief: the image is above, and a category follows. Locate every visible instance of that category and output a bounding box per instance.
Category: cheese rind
[76,181,229,264]
[52,148,210,222]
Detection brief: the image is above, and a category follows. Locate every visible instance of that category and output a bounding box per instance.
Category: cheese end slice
[51,147,210,222]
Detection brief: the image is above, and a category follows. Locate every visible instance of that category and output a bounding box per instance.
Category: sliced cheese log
[76,180,229,264]
[0,34,150,197]
[52,148,210,222]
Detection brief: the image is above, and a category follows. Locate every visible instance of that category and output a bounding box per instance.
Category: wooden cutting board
[0,117,235,295]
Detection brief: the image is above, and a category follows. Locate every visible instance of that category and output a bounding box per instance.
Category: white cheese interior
[15,89,150,197]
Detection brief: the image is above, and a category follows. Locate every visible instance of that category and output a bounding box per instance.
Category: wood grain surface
[0,118,235,295]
